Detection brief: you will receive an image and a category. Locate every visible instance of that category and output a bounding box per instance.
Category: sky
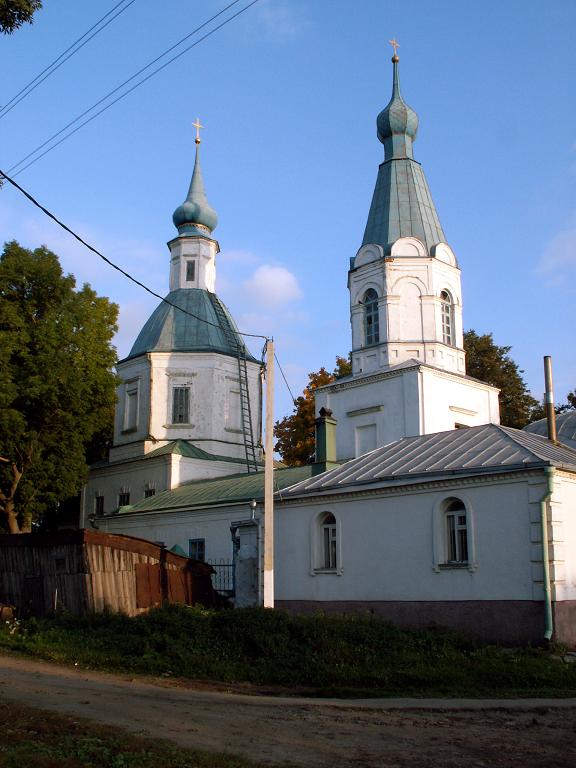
[1,0,575,424]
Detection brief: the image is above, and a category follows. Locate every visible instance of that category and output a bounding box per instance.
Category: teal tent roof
[362,55,446,255]
[126,288,257,362]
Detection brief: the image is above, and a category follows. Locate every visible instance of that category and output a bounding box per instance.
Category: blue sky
[1,0,575,422]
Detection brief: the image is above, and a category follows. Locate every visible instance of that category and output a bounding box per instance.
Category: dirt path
[1,654,575,767]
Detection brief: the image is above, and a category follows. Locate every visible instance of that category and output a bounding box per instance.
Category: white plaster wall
[420,368,500,431]
[168,236,218,293]
[113,356,151,450]
[316,365,499,460]
[551,472,576,601]
[349,238,465,377]
[275,477,537,603]
[315,369,422,460]
[148,351,261,460]
[83,456,171,522]
[97,504,251,562]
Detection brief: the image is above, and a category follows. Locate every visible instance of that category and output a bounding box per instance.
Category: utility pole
[263,338,275,608]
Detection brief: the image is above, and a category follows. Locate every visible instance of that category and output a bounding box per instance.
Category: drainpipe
[540,466,555,643]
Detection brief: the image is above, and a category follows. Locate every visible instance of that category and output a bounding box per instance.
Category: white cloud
[242,264,303,308]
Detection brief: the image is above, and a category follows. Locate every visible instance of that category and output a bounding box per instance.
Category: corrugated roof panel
[282,424,576,498]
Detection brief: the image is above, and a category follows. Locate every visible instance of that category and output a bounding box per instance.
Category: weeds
[1,605,575,697]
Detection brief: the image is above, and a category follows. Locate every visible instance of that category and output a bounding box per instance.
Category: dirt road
[0,654,575,767]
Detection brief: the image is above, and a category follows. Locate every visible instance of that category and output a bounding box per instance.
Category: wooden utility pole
[263,339,275,608]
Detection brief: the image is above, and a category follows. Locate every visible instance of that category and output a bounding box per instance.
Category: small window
[440,290,454,346]
[189,538,206,562]
[124,387,138,431]
[118,491,130,507]
[322,513,337,570]
[94,495,104,515]
[186,261,196,282]
[172,386,190,424]
[144,488,156,499]
[363,289,379,346]
[445,498,468,564]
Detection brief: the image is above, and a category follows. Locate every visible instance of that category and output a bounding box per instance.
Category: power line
[275,353,298,404]
[8,0,257,176]
[0,168,268,343]
[0,0,137,121]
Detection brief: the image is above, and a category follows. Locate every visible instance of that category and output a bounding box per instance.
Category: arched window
[363,289,379,346]
[440,290,454,346]
[444,498,468,564]
[321,512,337,570]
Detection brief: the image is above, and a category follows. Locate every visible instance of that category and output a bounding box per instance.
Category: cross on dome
[192,117,204,145]
[388,37,400,58]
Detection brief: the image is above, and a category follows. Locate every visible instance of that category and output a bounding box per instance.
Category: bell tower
[349,50,465,376]
[315,46,499,460]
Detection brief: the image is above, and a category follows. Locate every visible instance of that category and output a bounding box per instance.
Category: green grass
[0,700,270,768]
[1,605,576,697]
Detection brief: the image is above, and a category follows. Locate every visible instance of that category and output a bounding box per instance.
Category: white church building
[86,52,576,646]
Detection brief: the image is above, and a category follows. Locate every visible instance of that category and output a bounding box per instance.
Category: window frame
[118,490,131,507]
[185,260,196,283]
[310,510,342,575]
[432,494,477,573]
[171,385,191,424]
[122,378,140,433]
[440,290,455,347]
[363,288,380,347]
[189,538,206,562]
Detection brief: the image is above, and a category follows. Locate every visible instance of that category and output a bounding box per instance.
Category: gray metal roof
[282,424,576,498]
[523,411,576,450]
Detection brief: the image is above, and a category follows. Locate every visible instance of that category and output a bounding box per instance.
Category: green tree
[0,241,118,533]
[0,0,42,34]
[463,330,541,429]
[274,356,351,466]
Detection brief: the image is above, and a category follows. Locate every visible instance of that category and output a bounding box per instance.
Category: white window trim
[169,382,192,425]
[309,509,343,576]
[432,493,477,574]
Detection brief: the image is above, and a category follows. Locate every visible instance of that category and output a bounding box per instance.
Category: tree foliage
[274,356,351,466]
[0,0,42,34]
[0,241,118,533]
[463,330,542,429]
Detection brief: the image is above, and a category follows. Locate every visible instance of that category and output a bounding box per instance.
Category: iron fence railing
[208,558,234,595]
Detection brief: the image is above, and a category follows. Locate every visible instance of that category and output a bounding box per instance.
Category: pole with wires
[263,338,275,608]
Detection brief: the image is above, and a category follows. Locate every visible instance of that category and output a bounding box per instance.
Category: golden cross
[192,117,204,144]
[389,38,400,57]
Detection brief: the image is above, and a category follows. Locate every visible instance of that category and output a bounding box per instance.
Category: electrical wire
[0,168,268,342]
[0,0,137,121]
[274,353,298,404]
[7,0,257,176]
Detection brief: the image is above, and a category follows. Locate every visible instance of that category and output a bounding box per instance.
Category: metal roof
[523,411,576,450]
[146,439,255,466]
[362,56,446,255]
[126,288,257,362]
[116,465,314,514]
[282,424,576,498]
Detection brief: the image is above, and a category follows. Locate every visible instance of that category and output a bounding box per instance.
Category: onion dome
[172,141,218,236]
[377,54,419,160]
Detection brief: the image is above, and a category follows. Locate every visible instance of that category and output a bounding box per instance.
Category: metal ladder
[208,293,259,474]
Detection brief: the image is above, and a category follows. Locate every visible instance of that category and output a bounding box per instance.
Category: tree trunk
[4,499,21,534]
